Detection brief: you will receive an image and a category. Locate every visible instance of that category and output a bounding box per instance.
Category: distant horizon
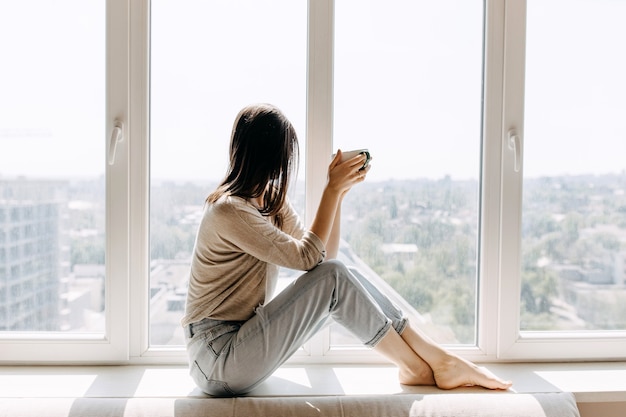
[2,170,626,186]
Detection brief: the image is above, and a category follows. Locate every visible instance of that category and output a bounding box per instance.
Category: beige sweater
[181,195,326,326]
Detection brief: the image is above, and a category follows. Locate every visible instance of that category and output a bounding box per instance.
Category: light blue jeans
[184,259,408,396]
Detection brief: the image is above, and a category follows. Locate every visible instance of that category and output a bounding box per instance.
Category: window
[497,0,626,360]
[148,0,307,348]
[1,0,625,364]
[1,2,105,334]
[521,0,626,333]
[0,0,130,361]
[329,0,484,352]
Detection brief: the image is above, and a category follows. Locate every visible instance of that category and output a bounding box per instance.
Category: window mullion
[105,0,132,362]
[497,0,527,358]
[128,0,153,362]
[304,0,335,359]
[477,0,507,360]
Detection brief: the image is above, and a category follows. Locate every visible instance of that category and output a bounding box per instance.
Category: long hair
[207,103,299,228]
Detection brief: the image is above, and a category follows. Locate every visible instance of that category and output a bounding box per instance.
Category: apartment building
[0,179,65,331]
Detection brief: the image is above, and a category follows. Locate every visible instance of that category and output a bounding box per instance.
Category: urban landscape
[2,172,625,347]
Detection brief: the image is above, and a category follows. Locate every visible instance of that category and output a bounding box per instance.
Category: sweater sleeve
[278,197,307,240]
[214,197,326,271]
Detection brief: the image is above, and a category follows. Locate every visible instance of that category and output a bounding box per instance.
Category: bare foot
[432,354,512,390]
[398,366,436,386]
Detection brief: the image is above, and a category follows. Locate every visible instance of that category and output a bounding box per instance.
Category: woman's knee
[313,259,368,297]
[315,259,350,277]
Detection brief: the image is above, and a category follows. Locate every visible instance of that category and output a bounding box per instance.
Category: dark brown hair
[207,103,299,228]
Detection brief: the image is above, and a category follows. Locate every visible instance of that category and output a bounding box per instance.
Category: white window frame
[496,0,626,361]
[2,0,625,365]
[1,0,131,363]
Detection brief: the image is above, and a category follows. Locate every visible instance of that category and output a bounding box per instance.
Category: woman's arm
[309,186,342,254]
[309,150,369,254]
[325,195,343,259]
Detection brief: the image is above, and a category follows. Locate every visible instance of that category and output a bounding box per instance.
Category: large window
[0,0,130,361]
[521,0,626,333]
[498,0,626,360]
[330,0,484,349]
[149,0,307,347]
[1,0,625,364]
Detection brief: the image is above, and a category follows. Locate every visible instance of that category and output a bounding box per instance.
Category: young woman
[182,103,512,396]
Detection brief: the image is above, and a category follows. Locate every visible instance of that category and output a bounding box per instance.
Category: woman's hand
[327,149,371,196]
[309,150,371,248]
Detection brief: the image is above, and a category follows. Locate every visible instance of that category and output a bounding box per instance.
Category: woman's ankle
[398,365,436,386]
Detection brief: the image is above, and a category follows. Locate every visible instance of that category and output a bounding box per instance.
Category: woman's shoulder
[208,194,257,216]
[199,196,259,236]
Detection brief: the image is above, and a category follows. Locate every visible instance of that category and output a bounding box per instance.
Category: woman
[182,103,512,396]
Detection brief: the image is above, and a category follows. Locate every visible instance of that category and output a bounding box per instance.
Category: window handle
[507,129,522,173]
[108,121,124,165]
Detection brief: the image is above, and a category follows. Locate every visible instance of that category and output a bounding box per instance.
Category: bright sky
[1,0,625,182]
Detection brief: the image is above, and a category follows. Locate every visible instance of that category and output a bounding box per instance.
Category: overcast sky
[1,0,624,182]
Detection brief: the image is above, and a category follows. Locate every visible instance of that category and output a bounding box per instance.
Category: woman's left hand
[327,150,371,195]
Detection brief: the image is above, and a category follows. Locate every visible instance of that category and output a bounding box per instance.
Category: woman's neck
[251,195,264,209]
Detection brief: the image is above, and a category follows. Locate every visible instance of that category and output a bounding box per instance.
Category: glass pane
[0,1,105,333]
[149,0,307,346]
[521,0,626,331]
[332,0,484,346]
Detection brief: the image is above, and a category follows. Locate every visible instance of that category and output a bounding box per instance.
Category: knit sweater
[181,195,326,327]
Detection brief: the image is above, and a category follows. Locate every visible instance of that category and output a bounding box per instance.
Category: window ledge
[0,362,625,404]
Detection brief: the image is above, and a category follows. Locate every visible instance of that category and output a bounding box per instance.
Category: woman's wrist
[323,184,344,201]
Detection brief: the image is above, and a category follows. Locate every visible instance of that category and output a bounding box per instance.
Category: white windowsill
[0,362,625,404]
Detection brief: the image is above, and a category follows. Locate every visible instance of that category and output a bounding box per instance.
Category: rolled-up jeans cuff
[394,317,409,335]
[364,319,393,348]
